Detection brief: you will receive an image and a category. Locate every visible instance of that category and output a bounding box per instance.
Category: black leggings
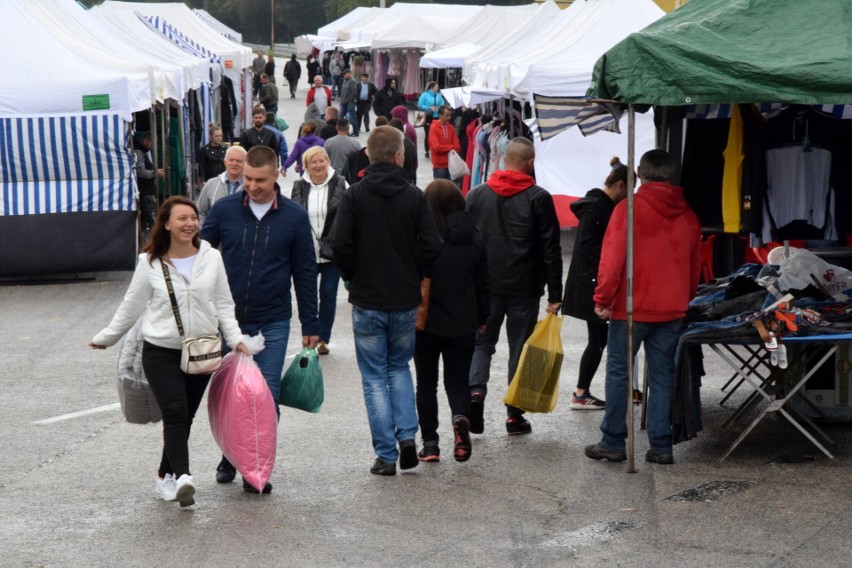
[142,342,211,478]
[423,117,433,153]
[414,331,475,443]
[577,320,609,392]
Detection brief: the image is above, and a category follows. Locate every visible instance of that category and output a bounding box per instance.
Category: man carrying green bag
[280,348,324,413]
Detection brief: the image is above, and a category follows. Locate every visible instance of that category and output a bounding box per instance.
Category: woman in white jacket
[90,196,249,508]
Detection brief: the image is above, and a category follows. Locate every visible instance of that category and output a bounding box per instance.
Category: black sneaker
[242,477,272,494]
[418,444,440,462]
[505,416,532,435]
[216,456,236,483]
[370,458,397,476]
[646,449,674,464]
[399,439,419,470]
[469,389,486,434]
[584,443,626,462]
[453,416,472,462]
[425,151,430,159]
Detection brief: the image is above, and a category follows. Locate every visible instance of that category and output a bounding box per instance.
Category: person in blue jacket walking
[418,81,445,159]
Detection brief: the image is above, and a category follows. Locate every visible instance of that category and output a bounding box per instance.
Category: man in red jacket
[585,149,701,466]
[428,105,460,181]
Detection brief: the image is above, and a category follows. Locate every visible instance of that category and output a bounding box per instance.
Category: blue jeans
[317,262,340,343]
[433,168,451,180]
[238,319,290,405]
[469,294,539,417]
[352,307,419,463]
[600,319,682,454]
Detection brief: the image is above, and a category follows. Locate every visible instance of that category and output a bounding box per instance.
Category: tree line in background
[79,0,528,46]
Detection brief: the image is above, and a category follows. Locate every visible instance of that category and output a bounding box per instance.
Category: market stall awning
[589,0,852,106]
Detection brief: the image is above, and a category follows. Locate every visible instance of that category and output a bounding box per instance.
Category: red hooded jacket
[428,120,460,169]
[593,181,701,322]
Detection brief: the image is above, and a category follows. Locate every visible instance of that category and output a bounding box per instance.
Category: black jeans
[414,331,475,443]
[577,319,609,392]
[142,342,211,478]
[287,78,298,97]
[356,100,371,132]
[423,117,434,153]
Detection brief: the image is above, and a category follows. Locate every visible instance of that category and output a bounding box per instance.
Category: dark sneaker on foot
[242,477,272,493]
[646,449,674,464]
[584,443,626,462]
[453,416,472,462]
[469,389,486,434]
[570,392,606,410]
[216,456,236,483]
[370,458,397,476]
[418,444,440,462]
[505,416,532,435]
[399,439,419,470]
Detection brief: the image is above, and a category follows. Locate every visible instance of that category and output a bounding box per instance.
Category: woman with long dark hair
[90,196,249,508]
[414,180,489,463]
[562,157,629,410]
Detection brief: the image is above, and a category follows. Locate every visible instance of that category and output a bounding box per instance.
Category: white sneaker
[155,474,177,501]
[175,474,195,507]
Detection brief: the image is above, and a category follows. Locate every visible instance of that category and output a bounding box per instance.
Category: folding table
[707,334,851,465]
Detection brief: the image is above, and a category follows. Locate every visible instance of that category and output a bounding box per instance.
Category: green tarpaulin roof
[588,0,852,106]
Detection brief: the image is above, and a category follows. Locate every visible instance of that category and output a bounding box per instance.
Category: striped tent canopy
[143,14,223,65]
[533,95,623,140]
[0,114,134,216]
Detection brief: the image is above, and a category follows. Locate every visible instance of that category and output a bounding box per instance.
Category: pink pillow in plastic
[208,352,277,492]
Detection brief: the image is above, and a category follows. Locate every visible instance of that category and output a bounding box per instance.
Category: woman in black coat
[414,180,489,464]
[562,157,628,410]
[372,76,405,121]
[306,54,321,85]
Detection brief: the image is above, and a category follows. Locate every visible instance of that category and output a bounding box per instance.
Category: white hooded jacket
[92,241,246,350]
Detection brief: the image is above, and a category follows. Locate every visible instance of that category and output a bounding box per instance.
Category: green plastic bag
[280,348,324,413]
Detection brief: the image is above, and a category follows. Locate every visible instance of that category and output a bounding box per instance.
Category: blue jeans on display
[238,319,291,405]
[318,262,340,343]
[433,168,451,180]
[600,319,683,454]
[469,294,539,417]
[352,306,419,463]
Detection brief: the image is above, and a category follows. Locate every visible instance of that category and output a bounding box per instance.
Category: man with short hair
[466,137,563,436]
[202,146,320,493]
[319,106,340,140]
[324,118,361,175]
[196,145,246,225]
[252,51,266,98]
[134,132,165,238]
[306,75,333,117]
[259,74,279,114]
[333,126,442,476]
[239,107,279,153]
[263,112,289,172]
[329,51,344,99]
[339,68,358,136]
[356,73,377,136]
[428,105,461,180]
[585,149,701,466]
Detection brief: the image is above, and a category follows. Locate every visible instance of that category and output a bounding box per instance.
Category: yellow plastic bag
[503,313,564,413]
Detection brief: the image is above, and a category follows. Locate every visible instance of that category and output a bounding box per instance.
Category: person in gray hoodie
[196,145,246,226]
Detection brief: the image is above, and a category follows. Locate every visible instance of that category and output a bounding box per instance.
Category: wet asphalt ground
[0,74,849,567]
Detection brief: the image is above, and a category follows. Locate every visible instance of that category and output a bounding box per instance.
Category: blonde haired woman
[289,146,348,354]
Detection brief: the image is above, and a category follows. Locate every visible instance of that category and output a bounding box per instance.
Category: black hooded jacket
[562,188,616,321]
[333,162,442,311]
[423,211,490,337]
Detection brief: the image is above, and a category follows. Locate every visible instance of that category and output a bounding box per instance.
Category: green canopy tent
[577,0,852,471]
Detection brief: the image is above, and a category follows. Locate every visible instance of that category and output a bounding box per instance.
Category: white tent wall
[318,7,379,39]
[193,9,242,44]
[429,4,541,53]
[534,112,656,227]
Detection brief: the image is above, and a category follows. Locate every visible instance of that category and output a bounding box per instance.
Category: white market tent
[420,3,546,69]
[194,9,242,44]
[0,0,151,276]
[443,0,665,226]
[318,7,381,40]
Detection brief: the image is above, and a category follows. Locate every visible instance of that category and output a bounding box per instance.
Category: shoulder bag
[160,260,223,375]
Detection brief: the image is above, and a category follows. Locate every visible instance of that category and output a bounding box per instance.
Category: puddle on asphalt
[541,521,636,548]
[666,480,756,502]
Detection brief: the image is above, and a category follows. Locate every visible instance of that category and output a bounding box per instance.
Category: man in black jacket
[465,137,563,436]
[333,126,442,476]
[239,106,279,154]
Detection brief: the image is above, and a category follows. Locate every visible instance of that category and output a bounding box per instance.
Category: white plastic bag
[776,249,852,300]
[116,319,161,424]
[448,149,470,180]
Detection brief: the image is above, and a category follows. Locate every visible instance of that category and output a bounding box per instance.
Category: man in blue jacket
[202,146,320,493]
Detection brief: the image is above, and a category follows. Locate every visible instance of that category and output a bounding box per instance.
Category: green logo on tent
[82,95,111,111]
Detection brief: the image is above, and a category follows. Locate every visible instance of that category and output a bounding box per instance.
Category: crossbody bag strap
[160,259,186,341]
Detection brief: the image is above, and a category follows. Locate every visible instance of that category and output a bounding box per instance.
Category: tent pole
[161,102,170,197]
[625,104,636,474]
[179,103,189,196]
[149,106,159,195]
